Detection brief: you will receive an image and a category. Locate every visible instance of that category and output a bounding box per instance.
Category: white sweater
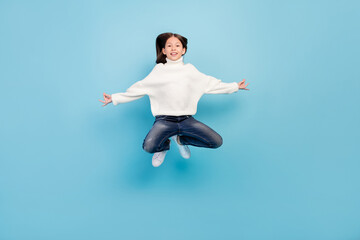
[111,56,239,116]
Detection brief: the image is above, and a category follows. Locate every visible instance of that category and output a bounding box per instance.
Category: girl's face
[162,36,186,61]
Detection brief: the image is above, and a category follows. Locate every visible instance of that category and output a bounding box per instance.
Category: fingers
[100,92,113,107]
[99,98,112,106]
[238,81,250,90]
[101,102,108,107]
[238,79,247,85]
[243,82,249,90]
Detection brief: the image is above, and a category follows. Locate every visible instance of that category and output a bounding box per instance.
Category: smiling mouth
[170,53,178,56]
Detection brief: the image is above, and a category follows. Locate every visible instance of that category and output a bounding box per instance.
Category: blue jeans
[142,115,223,153]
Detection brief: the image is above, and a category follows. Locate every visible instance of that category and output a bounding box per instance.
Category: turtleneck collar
[165,56,184,65]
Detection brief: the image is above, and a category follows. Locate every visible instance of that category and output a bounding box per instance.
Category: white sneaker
[171,135,191,159]
[152,150,168,167]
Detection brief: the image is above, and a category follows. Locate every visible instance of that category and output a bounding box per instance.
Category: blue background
[1,0,359,239]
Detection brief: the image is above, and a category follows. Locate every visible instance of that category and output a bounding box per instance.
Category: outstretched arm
[238,79,249,90]
[99,93,112,107]
[192,64,247,94]
[99,80,147,107]
[99,64,157,107]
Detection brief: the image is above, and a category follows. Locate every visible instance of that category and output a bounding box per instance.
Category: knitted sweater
[111,56,239,116]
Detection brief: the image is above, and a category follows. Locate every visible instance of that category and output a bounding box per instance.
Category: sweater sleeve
[189,64,238,94]
[205,76,239,94]
[111,80,147,105]
[111,64,160,105]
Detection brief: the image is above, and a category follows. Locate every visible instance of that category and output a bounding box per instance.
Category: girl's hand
[99,93,112,106]
[238,79,249,90]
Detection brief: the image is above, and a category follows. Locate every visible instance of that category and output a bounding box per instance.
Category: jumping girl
[99,32,249,167]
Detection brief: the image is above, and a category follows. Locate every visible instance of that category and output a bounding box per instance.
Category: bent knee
[210,135,223,148]
[142,139,157,153]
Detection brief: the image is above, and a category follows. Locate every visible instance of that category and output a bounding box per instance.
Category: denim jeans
[142,115,223,153]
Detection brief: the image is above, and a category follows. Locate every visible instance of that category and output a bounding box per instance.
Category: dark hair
[155,32,188,64]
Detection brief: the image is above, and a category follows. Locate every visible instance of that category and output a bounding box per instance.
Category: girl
[99,32,249,167]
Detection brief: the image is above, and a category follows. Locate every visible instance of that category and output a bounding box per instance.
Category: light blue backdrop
[1,0,359,239]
